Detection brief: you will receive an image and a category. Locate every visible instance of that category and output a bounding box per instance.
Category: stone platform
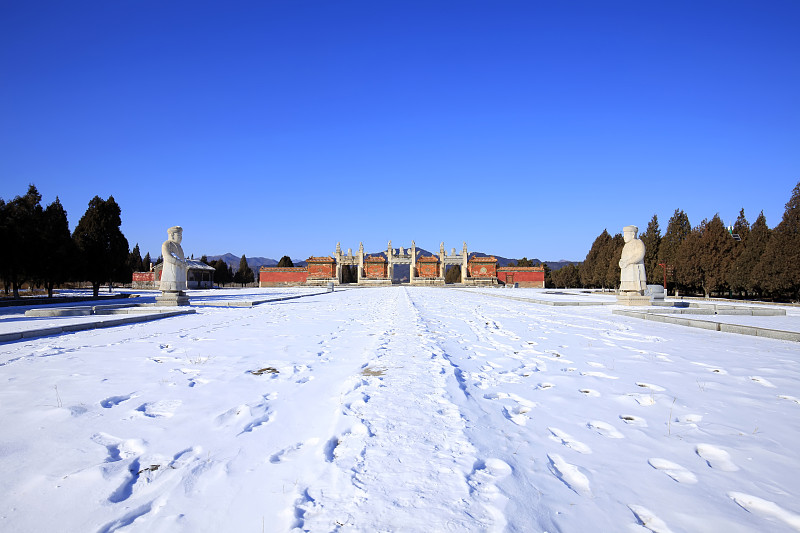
[616,293,651,306]
[155,291,190,306]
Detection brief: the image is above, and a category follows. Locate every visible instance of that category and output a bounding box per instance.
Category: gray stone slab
[718,323,759,337]
[757,328,800,342]
[25,308,92,317]
[1,309,196,344]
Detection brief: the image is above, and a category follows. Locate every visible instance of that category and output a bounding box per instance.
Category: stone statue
[399,246,405,255]
[160,226,188,292]
[440,242,445,256]
[336,242,342,256]
[619,225,646,293]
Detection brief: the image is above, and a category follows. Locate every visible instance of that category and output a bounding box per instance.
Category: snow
[1,287,799,532]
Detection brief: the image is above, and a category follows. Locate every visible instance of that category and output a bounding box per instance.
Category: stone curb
[0,309,196,345]
[461,290,616,306]
[190,291,331,308]
[612,309,800,342]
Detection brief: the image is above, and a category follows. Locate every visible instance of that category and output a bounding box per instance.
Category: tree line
[549,181,800,301]
[0,184,260,297]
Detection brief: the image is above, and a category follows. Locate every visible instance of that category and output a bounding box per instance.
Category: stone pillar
[461,242,468,283]
[439,242,446,278]
[387,240,393,281]
[410,240,416,282]
[357,242,364,283]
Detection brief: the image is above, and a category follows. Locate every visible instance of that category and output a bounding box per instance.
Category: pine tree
[199,255,209,265]
[128,243,144,274]
[581,230,612,288]
[277,256,294,268]
[758,181,800,300]
[659,209,691,293]
[0,198,7,295]
[516,257,534,267]
[72,195,130,297]
[676,222,704,295]
[604,233,624,289]
[640,215,661,286]
[235,255,254,286]
[699,214,735,297]
[726,209,751,295]
[4,185,44,298]
[744,212,771,297]
[40,197,75,297]
[142,252,152,272]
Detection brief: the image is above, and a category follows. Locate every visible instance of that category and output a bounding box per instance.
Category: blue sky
[2,1,798,262]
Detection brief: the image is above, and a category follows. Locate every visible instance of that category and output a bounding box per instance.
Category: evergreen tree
[4,185,44,298]
[0,198,7,295]
[744,212,771,297]
[676,222,704,295]
[40,197,75,297]
[640,215,661,286]
[699,214,735,297]
[234,255,254,286]
[445,265,461,284]
[581,230,612,288]
[540,262,552,288]
[128,243,144,274]
[142,252,152,271]
[72,195,129,297]
[277,255,294,268]
[199,254,209,265]
[659,209,691,293]
[212,259,231,286]
[758,181,800,300]
[553,263,581,288]
[516,257,534,267]
[726,209,751,295]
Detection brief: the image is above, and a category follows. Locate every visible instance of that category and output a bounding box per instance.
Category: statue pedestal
[156,291,190,306]
[617,292,650,306]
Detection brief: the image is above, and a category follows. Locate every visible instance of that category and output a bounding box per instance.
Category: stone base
[306,278,339,286]
[411,277,445,286]
[463,277,498,286]
[156,291,190,306]
[358,279,393,286]
[617,292,651,306]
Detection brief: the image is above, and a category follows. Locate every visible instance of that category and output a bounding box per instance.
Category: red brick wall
[496,267,545,288]
[468,259,497,278]
[132,272,155,282]
[364,259,387,278]
[260,267,308,286]
[416,258,439,278]
[307,258,335,278]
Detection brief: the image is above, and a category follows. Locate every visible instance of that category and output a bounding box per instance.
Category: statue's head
[167,226,183,243]
[623,225,638,243]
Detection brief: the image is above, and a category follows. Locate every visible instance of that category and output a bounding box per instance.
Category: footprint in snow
[628,504,674,533]
[619,415,648,427]
[728,492,800,531]
[269,438,319,464]
[136,400,182,418]
[748,376,776,388]
[648,458,697,484]
[467,458,512,498]
[547,453,591,497]
[580,371,618,380]
[587,421,624,439]
[101,394,135,408]
[548,428,592,454]
[580,389,600,397]
[696,444,739,471]
[778,395,800,405]
[636,382,666,392]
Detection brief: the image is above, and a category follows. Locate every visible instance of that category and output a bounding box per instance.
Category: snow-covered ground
[1,287,799,532]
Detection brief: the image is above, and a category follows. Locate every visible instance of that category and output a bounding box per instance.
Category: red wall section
[468,258,497,278]
[496,267,545,288]
[364,258,387,278]
[416,257,439,278]
[260,267,308,286]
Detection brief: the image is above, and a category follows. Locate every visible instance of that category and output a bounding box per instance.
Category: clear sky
[2,1,798,262]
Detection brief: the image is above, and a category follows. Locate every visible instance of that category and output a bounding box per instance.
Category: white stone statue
[160,226,188,292]
[619,225,646,293]
[399,246,405,255]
